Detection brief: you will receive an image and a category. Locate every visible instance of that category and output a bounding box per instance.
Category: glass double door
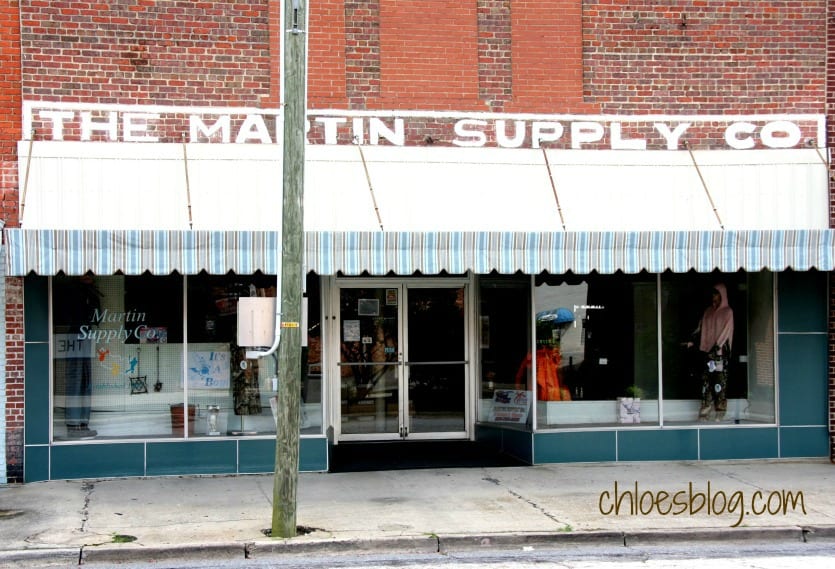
[337,282,468,441]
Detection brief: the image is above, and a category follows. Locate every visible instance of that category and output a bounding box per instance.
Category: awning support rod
[20,131,35,227]
[684,142,724,230]
[814,146,829,168]
[541,147,566,231]
[182,137,194,230]
[355,139,384,231]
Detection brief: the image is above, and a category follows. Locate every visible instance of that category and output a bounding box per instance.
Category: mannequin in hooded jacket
[684,283,734,421]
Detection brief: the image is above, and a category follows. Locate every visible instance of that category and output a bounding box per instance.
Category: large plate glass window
[532,272,659,428]
[477,275,532,425]
[51,272,322,441]
[52,274,185,440]
[660,270,775,425]
[186,273,279,436]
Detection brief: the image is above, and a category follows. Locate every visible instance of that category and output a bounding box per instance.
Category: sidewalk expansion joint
[80,482,94,534]
[482,476,568,529]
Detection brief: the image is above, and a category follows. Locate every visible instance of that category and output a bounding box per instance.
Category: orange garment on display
[515,344,571,401]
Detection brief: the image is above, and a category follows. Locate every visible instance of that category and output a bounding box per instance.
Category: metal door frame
[330,276,473,443]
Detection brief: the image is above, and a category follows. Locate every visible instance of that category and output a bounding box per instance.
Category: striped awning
[3,229,280,276]
[5,228,835,277]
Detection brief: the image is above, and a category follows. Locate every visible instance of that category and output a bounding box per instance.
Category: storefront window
[532,273,659,428]
[302,274,324,434]
[660,271,775,424]
[52,274,185,440]
[477,275,532,426]
[477,270,776,431]
[52,272,322,441]
[185,273,277,436]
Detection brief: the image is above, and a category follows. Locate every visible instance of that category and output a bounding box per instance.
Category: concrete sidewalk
[2,459,835,566]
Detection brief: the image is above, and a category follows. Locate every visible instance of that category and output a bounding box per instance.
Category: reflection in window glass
[187,273,278,436]
[52,274,185,441]
[52,272,323,441]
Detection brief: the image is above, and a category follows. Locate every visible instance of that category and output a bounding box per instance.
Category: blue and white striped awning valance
[4,229,280,276]
[305,230,835,275]
[5,229,835,276]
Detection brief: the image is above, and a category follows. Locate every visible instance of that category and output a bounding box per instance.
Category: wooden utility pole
[272,0,306,539]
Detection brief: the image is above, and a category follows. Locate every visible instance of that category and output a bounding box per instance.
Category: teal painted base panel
[617,429,699,462]
[300,437,329,471]
[239,438,276,473]
[475,424,533,464]
[52,444,145,480]
[780,426,829,458]
[699,428,778,460]
[535,427,784,464]
[534,431,617,463]
[147,440,239,476]
[24,445,49,482]
[239,437,328,473]
[29,437,329,481]
[778,334,828,426]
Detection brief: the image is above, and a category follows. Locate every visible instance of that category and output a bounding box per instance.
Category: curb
[438,531,625,553]
[81,542,244,565]
[247,536,439,558]
[436,526,828,552]
[4,525,835,566]
[802,525,835,542]
[0,548,80,569]
[622,526,805,546]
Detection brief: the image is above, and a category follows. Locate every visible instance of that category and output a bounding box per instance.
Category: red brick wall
[1,0,21,228]
[1,0,22,483]
[477,0,511,112]
[378,0,479,108]
[19,0,272,107]
[265,0,281,108]
[507,0,587,113]
[342,1,380,109]
[583,1,826,115]
[17,1,826,138]
[309,0,347,106]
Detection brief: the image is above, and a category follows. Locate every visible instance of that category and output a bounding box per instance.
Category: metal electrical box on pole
[272,0,306,539]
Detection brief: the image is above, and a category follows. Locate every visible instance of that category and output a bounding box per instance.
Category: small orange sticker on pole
[280,322,300,328]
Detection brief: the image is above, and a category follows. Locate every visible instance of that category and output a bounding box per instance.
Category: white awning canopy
[17,142,829,232]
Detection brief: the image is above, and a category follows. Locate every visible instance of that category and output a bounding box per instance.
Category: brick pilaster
[345,0,381,109]
[478,0,512,112]
[4,278,24,483]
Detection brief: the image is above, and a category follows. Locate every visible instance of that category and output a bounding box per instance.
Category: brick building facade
[1,0,22,484]
[3,1,834,482]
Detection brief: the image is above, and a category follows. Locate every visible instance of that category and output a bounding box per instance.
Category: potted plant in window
[617,386,643,423]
